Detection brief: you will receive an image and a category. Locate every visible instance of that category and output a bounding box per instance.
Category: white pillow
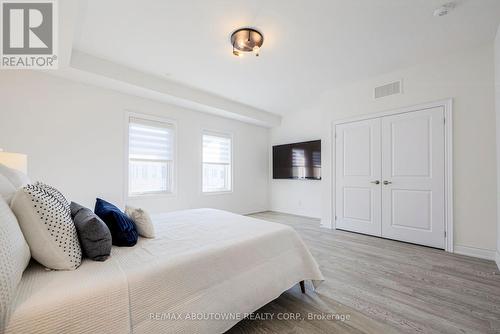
[35,181,71,216]
[125,206,155,238]
[0,174,16,204]
[0,197,31,324]
[10,184,82,270]
[0,163,30,189]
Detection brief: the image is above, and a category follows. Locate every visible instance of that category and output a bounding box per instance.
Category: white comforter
[3,209,324,334]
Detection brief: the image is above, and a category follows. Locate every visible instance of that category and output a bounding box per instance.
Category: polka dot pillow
[35,181,71,216]
[10,184,82,270]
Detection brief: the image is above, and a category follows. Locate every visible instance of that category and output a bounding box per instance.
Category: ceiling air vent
[374,80,402,99]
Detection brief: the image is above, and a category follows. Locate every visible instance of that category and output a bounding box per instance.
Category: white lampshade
[0,151,28,173]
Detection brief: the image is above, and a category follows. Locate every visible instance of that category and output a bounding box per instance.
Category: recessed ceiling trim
[63,50,281,128]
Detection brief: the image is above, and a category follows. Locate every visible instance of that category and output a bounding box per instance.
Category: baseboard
[454,245,496,261]
[267,210,321,220]
[320,218,332,229]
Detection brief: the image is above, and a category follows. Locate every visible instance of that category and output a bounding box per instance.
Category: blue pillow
[94,198,138,247]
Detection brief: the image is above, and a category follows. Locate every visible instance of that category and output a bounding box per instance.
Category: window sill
[202,190,233,196]
[127,192,176,200]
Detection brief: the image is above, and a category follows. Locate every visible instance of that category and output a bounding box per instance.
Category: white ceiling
[73,0,500,116]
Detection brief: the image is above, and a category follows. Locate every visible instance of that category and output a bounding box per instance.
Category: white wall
[271,43,498,254]
[495,25,500,267]
[0,71,270,215]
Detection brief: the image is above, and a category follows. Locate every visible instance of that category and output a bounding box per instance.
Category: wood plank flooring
[226,211,500,334]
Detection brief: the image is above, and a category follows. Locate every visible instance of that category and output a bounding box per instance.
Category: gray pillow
[70,202,112,261]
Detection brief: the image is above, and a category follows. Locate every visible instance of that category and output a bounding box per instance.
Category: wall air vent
[374,80,402,99]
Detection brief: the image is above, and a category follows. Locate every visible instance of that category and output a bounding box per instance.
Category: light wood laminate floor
[227,211,500,334]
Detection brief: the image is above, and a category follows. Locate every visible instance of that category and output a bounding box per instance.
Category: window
[128,115,175,196]
[202,132,232,193]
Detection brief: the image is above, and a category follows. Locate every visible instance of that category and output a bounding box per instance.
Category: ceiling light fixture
[231,28,264,57]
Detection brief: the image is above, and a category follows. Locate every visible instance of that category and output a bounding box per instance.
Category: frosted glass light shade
[0,152,28,173]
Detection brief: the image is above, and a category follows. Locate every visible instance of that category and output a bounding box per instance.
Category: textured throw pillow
[71,202,112,261]
[0,174,16,204]
[0,198,31,325]
[35,181,71,215]
[125,206,155,238]
[0,163,31,189]
[10,184,82,270]
[94,198,138,247]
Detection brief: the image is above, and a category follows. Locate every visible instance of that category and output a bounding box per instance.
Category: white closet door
[335,118,382,236]
[380,107,445,248]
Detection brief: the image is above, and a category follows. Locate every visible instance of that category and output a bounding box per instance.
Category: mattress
[3,209,324,334]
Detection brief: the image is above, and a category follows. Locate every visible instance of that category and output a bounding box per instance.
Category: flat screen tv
[273,140,321,180]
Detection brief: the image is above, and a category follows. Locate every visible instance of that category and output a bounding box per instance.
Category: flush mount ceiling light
[231,28,264,57]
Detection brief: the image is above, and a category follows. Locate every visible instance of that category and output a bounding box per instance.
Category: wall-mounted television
[273,140,321,180]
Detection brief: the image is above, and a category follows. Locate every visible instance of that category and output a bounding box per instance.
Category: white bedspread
[3,209,323,334]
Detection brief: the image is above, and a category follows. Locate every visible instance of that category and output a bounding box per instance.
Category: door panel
[335,119,382,236]
[381,107,445,248]
[344,187,372,221]
[391,115,431,177]
[343,126,372,176]
[391,190,431,230]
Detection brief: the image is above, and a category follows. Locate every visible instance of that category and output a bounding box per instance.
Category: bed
[3,208,324,334]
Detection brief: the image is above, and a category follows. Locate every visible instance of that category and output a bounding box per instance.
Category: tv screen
[273,140,321,180]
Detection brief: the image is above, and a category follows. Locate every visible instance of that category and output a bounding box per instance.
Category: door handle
[370,180,380,185]
[383,180,392,185]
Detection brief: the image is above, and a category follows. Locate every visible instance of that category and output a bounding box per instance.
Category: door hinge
[443,117,446,125]
[335,215,337,221]
[334,132,337,140]
[444,231,447,238]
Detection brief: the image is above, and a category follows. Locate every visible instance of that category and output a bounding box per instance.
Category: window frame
[201,129,234,195]
[124,111,177,199]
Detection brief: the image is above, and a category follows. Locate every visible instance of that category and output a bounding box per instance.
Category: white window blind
[128,116,174,195]
[202,133,232,192]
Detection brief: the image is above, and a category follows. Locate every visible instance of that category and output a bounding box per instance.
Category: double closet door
[335,107,445,249]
